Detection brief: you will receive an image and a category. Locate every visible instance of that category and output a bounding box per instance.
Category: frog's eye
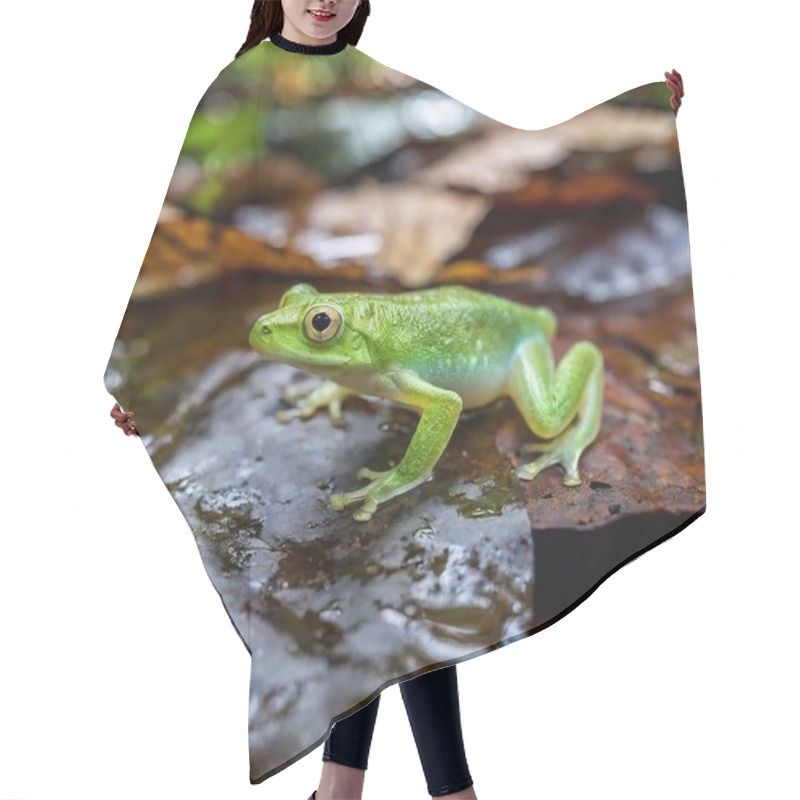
[303,305,342,343]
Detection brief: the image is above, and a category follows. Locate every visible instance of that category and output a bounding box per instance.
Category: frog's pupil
[312,312,331,332]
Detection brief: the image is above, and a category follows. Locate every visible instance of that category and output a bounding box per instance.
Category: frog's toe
[516,447,583,486]
[328,403,347,428]
[353,498,378,522]
[330,481,373,510]
[330,485,379,521]
[561,454,582,486]
[329,467,430,522]
[275,407,304,423]
[329,491,350,511]
[281,386,304,403]
[330,472,398,521]
[330,468,392,511]
[515,460,547,481]
[278,393,341,425]
[356,465,393,481]
[281,378,320,402]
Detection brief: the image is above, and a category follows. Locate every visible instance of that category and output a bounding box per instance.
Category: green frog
[249,283,604,522]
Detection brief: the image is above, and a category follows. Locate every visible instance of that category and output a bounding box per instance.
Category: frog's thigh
[509,338,604,485]
[509,338,601,436]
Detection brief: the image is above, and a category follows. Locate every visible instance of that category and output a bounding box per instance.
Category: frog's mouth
[253,337,352,366]
[281,350,353,372]
[249,327,352,370]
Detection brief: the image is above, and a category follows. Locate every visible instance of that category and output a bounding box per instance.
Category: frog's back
[362,285,554,346]
[352,286,555,408]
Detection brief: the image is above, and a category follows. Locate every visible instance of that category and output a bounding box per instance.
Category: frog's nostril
[261,323,271,335]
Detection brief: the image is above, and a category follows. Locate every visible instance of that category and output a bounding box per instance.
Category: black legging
[322,666,472,797]
[323,665,473,797]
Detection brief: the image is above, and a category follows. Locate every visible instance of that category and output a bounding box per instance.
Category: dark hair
[236,1,371,59]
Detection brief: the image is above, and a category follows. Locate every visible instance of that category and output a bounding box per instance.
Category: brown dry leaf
[305,177,388,236]
[130,204,367,299]
[413,127,569,193]
[436,260,548,286]
[308,181,491,287]
[376,183,491,286]
[496,172,654,212]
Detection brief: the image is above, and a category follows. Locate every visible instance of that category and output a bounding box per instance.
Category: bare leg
[315,762,366,800]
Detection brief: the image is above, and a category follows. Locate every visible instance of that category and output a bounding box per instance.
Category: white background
[1,1,797,798]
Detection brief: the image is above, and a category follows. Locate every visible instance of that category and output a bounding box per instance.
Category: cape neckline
[269,30,348,55]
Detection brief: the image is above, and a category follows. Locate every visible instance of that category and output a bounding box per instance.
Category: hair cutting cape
[104,37,705,783]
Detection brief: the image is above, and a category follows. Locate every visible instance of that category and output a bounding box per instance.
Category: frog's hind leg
[508,337,603,486]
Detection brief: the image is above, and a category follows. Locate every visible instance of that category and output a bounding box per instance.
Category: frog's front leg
[276,378,358,428]
[330,369,463,522]
[508,337,603,486]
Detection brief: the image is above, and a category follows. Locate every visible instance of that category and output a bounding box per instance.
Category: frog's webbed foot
[516,426,584,486]
[280,377,322,403]
[330,465,431,522]
[276,379,356,428]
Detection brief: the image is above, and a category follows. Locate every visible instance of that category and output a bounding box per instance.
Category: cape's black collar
[270,31,348,55]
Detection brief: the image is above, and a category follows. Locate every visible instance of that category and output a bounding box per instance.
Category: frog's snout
[248,315,272,351]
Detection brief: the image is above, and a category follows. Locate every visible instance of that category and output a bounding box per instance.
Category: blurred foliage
[181,97,263,215]
[175,40,673,217]
[176,44,380,216]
